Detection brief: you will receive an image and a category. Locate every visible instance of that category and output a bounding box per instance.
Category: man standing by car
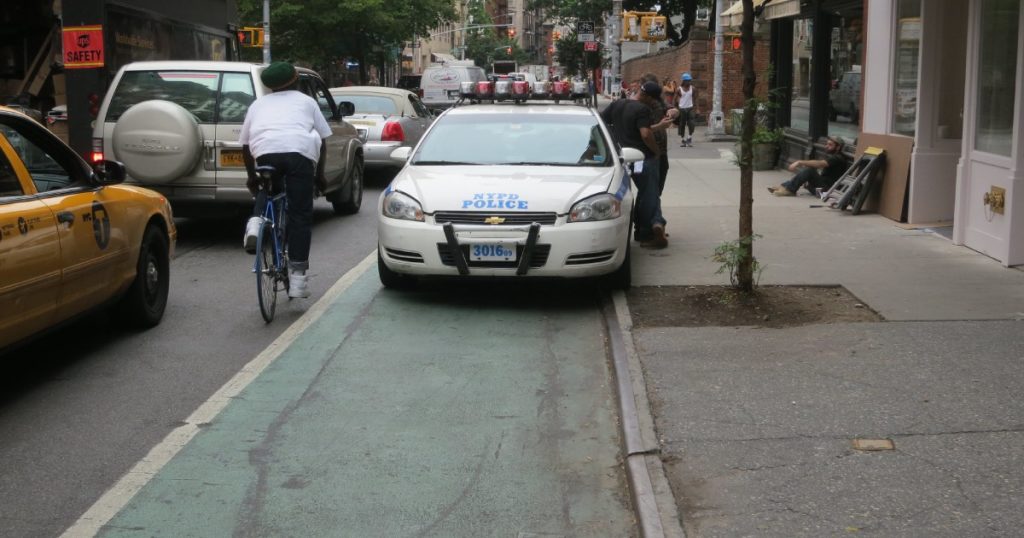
[601,81,672,249]
[240,61,332,299]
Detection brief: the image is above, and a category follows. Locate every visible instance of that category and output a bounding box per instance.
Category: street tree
[735,0,756,291]
[236,0,455,82]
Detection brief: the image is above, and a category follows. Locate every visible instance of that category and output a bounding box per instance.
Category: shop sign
[62,25,105,69]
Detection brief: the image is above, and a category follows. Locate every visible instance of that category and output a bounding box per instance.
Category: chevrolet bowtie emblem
[484,216,505,225]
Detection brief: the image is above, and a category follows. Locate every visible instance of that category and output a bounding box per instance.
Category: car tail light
[91,137,104,163]
[381,121,404,142]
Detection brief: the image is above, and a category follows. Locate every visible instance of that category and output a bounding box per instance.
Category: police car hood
[393,165,619,214]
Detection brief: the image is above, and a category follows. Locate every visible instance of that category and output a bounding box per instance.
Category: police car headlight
[568,193,621,222]
[382,191,424,221]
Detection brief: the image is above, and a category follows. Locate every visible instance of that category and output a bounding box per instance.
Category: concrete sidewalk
[625,127,1024,536]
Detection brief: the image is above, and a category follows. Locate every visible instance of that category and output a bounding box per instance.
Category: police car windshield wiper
[414,160,482,165]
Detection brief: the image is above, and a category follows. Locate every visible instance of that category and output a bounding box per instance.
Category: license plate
[220,150,244,167]
[469,243,517,262]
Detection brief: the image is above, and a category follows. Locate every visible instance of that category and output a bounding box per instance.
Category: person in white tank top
[676,72,697,146]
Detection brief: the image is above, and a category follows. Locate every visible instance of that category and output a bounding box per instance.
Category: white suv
[93,61,365,215]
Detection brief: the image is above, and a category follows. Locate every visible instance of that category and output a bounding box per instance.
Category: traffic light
[508,28,516,38]
[505,46,512,55]
[237,27,263,47]
[553,30,561,41]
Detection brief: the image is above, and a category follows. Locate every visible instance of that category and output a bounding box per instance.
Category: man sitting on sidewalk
[768,135,847,196]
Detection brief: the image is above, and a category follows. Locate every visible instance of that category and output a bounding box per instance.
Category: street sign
[584,41,598,52]
[62,25,105,69]
[578,20,595,42]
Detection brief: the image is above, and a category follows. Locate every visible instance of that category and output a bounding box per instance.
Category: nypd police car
[377,103,642,289]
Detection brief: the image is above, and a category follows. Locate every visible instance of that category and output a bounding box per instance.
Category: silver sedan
[329,86,434,170]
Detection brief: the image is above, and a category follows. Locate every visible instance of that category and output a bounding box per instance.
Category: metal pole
[262,0,271,64]
[707,0,725,135]
[611,0,622,95]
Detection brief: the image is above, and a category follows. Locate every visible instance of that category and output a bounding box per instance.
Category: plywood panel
[855,132,915,221]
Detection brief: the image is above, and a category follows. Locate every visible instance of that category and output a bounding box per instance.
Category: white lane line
[61,251,378,538]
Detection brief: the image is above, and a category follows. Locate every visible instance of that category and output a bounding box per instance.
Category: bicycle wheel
[255,221,277,322]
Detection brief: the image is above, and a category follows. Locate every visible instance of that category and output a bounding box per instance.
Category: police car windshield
[412,113,611,167]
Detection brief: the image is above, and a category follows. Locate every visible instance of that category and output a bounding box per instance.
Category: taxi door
[5,119,130,322]
[0,129,61,349]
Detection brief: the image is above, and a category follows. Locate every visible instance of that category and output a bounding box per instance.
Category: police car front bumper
[378,214,631,278]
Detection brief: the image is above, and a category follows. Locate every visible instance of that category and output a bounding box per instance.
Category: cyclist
[240,61,332,299]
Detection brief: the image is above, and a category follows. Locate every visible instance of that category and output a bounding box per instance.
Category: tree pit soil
[627,285,884,329]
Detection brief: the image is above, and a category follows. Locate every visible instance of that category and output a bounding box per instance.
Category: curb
[603,292,686,538]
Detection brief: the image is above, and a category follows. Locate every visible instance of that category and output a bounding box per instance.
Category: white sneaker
[288,271,310,299]
[243,216,263,253]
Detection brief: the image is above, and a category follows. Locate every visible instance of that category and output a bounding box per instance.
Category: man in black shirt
[769,136,848,196]
[601,81,674,248]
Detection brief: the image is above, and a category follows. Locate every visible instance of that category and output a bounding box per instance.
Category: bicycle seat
[255,165,277,178]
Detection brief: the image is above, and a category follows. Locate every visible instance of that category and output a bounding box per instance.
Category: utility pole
[611,0,622,95]
[707,0,725,135]
[262,0,271,64]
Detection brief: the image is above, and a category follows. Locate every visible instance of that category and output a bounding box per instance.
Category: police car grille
[566,249,616,265]
[433,212,557,226]
[437,244,551,268]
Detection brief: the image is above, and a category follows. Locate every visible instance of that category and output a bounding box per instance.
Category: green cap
[261,62,298,90]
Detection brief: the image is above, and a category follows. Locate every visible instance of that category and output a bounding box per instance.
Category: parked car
[0,105,176,353]
[420,64,487,110]
[329,86,434,172]
[377,103,640,289]
[92,61,364,216]
[45,104,67,125]
[829,70,861,124]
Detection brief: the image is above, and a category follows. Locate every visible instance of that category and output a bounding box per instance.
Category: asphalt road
[0,177,384,537]
[0,170,635,537]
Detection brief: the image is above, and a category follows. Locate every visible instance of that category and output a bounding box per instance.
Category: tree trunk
[737,0,756,292]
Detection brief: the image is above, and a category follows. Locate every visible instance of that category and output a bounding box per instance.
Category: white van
[420,64,486,109]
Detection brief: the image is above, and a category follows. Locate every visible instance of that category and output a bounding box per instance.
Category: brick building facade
[621,30,770,130]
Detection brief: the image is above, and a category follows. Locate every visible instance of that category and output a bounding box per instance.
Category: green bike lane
[94,264,635,537]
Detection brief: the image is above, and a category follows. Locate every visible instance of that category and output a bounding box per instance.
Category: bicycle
[252,165,290,322]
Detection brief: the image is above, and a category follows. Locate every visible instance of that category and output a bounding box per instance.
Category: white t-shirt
[677,86,694,109]
[239,90,333,163]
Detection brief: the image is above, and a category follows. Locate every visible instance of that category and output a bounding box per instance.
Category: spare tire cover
[112,100,203,184]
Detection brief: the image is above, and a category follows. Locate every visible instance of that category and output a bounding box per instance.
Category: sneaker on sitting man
[288,270,311,299]
[771,186,795,197]
[243,216,264,253]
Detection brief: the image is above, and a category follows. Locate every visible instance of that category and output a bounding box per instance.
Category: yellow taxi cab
[0,105,176,353]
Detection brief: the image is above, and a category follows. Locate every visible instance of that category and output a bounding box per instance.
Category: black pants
[677,107,696,137]
[252,152,315,271]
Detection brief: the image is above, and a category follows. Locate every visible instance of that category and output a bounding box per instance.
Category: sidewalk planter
[751,127,782,171]
[752,142,777,170]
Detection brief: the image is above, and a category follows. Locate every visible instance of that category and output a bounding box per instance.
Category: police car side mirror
[620,147,645,164]
[390,146,412,162]
[94,159,126,185]
[337,101,355,118]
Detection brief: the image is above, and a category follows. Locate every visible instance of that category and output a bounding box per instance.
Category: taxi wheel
[119,225,170,328]
[331,156,363,215]
[378,249,416,289]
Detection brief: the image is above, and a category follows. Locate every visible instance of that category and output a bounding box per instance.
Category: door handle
[56,211,75,226]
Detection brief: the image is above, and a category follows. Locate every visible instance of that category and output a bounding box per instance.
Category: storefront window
[975,0,1019,156]
[790,19,813,132]
[892,1,921,136]
[828,15,863,142]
